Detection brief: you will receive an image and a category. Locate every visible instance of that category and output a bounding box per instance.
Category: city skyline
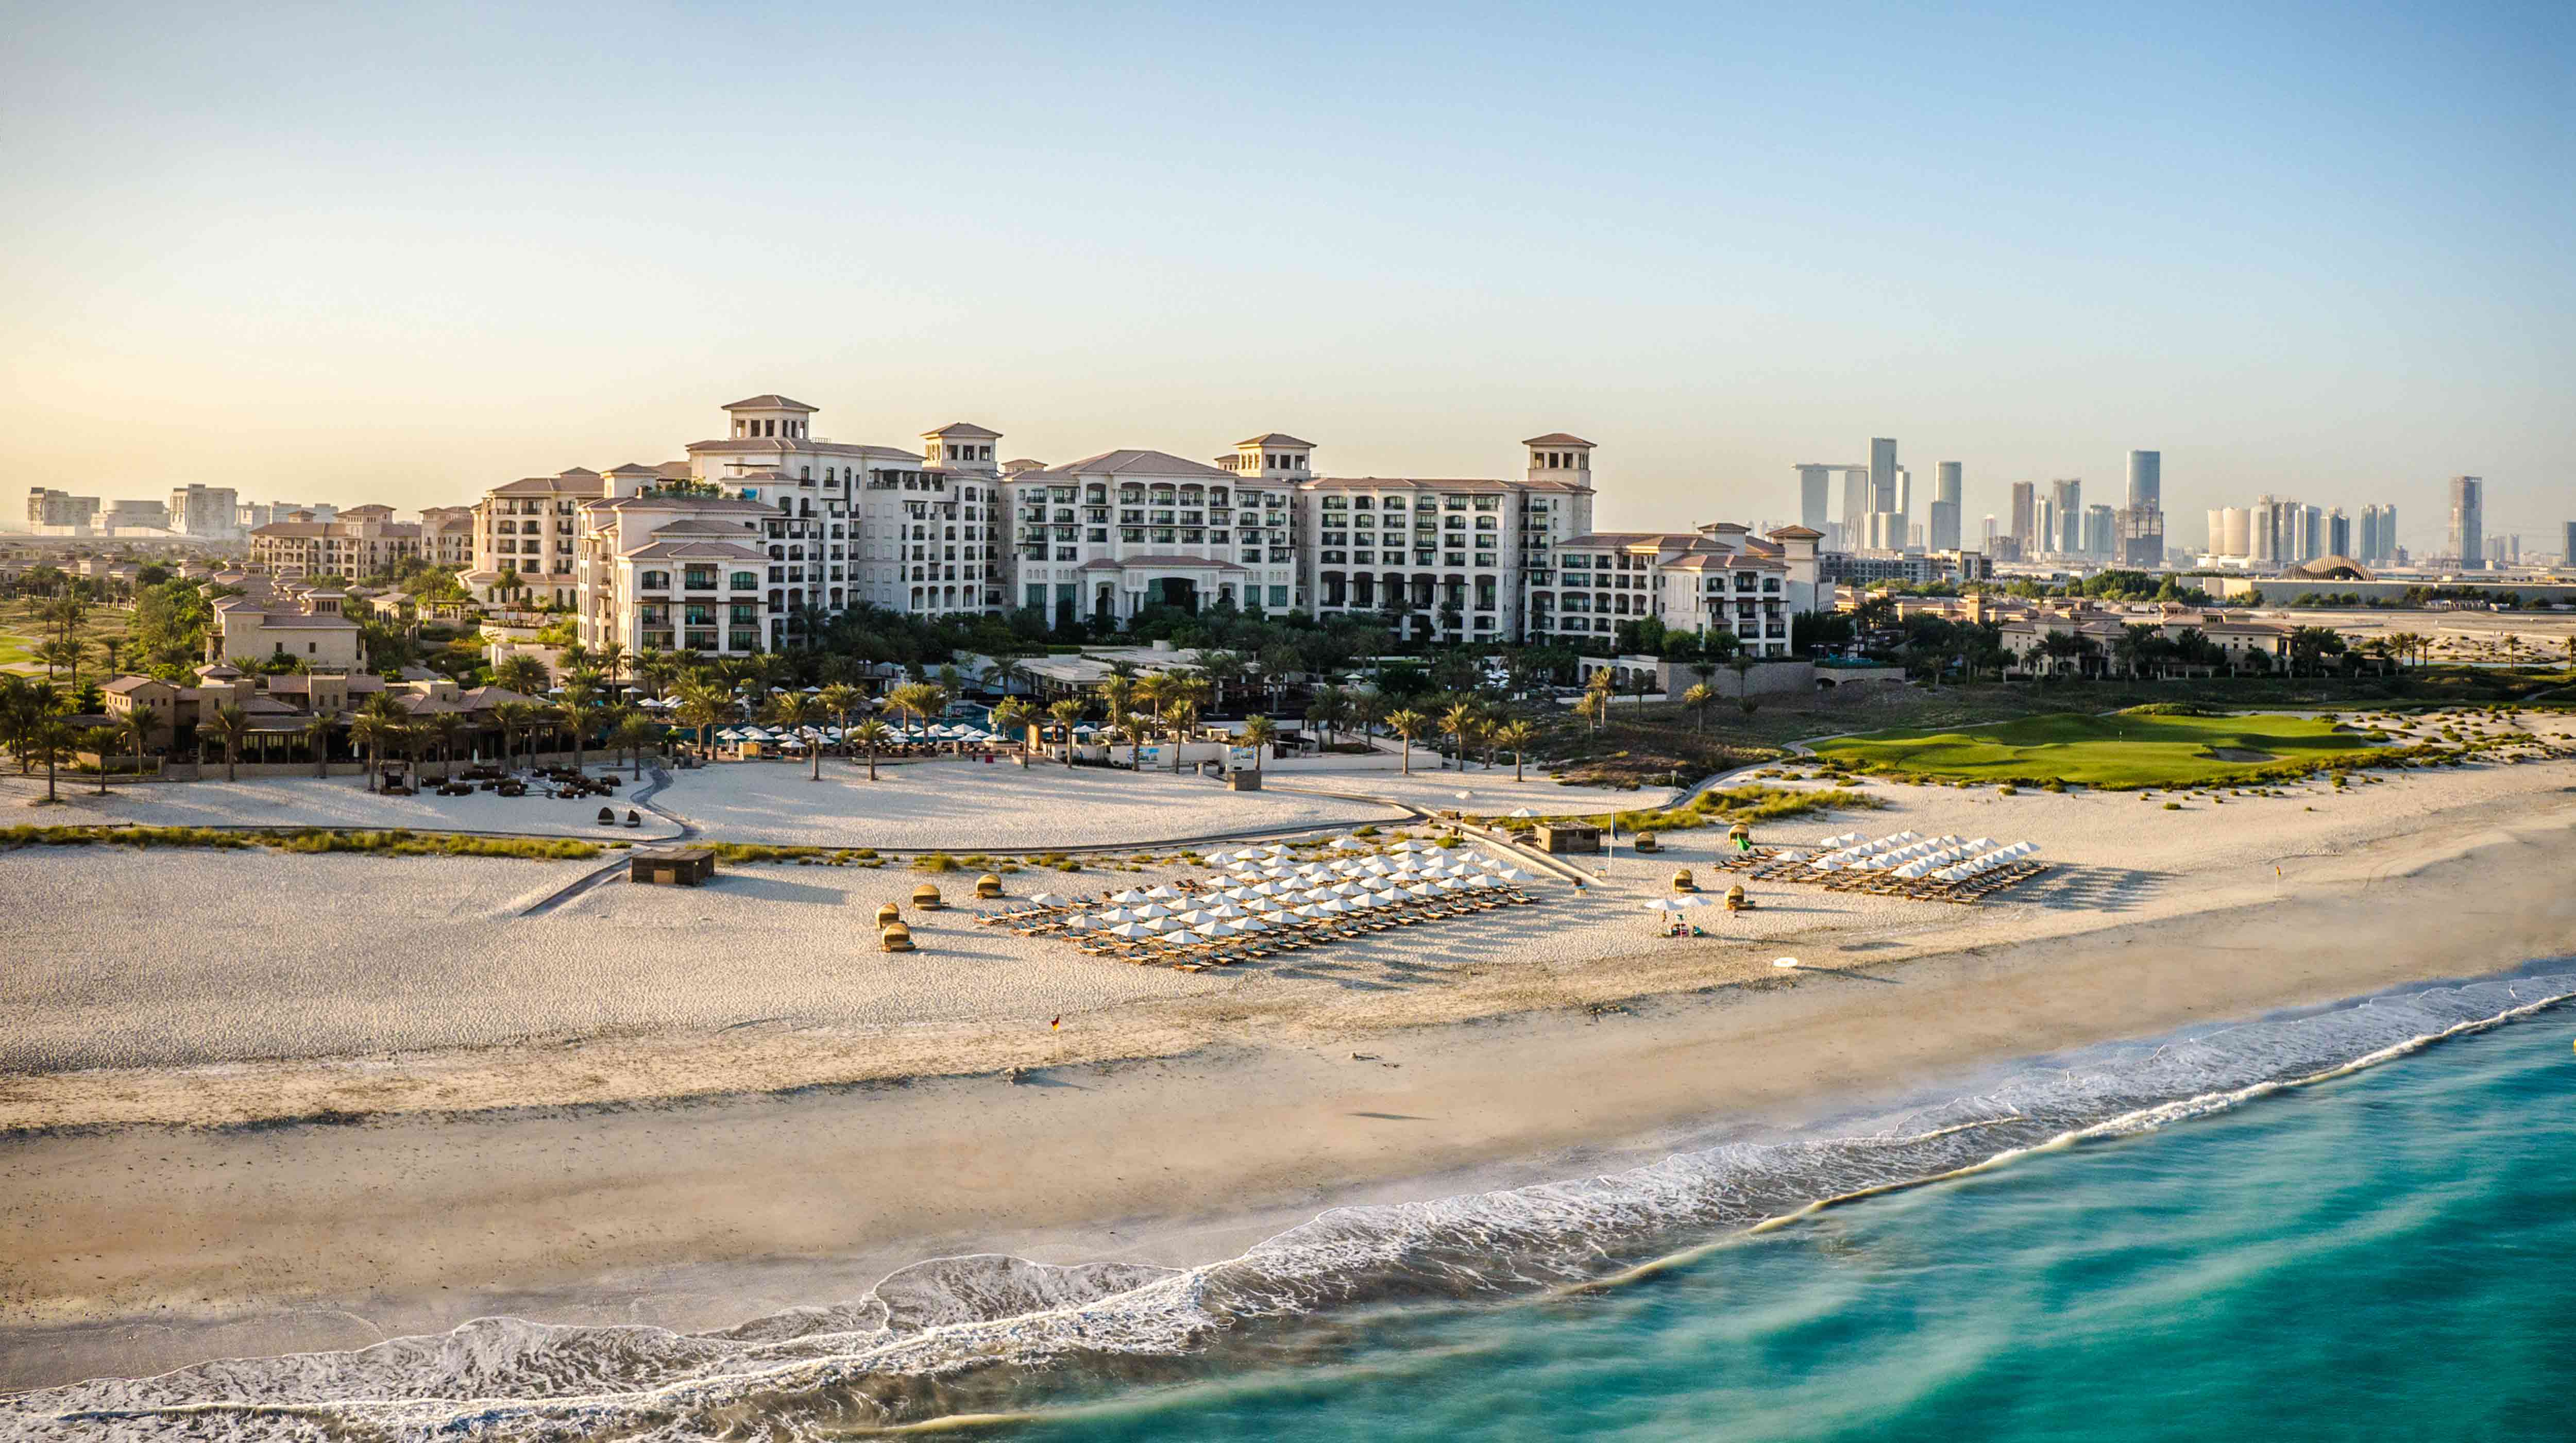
[4,4,2569,544]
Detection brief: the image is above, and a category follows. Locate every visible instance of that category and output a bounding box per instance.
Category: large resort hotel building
[459,392,1819,656]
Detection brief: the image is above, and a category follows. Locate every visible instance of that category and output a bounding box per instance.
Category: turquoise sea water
[999,992,2576,1442]
[13,970,2572,1440]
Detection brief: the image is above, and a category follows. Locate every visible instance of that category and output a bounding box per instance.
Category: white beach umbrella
[1361,858,1395,875]
[1435,877,1466,893]
[1239,916,1271,932]
[1147,885,1180,900]
[1176,909,1214,926]
[1112,889,1147,903]
[1208,902,1245,918]
[1360,876,1395,892]
[1220,887,1254,901]
[1642,898,1689,912]
[1505,808,1539,819]
[1028,893,1063,907]
[1496,869,1531,882]
[1469,875,1501,890]
[1093,908,1133,925]
[1329,882,1364,897]
[1248,881,1280,897]
[1133,902,1172,920]
[1063,916,1096,932]
[1193,920,1232,938]
[1408,883,1438,898]
[1314,898,1349,915]
[1333,835,1370,850]
[1109,921,1154,939]
[1391,840,1429,852]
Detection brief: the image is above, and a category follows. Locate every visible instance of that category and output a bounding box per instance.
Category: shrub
[1998,784,2019,796]
[913,853,961,872]
[2164,801,2183,810]
[2043,779,2067,793]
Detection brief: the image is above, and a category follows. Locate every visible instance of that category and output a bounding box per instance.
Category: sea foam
[9,968,2570,1441]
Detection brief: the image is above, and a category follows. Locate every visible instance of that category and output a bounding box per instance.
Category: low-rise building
[248,511,425,579]
[207,577,367,669]
[1537,524,1821,656]
[25,488,100,531]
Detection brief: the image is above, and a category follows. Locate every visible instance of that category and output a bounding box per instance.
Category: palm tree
[304,709,338,777]
[347,711,397,792]
[852,719,893,780]
[596,641,628,696]
[988,697,1036,766]
[100,706,150,792]
[1167,698,1200,772]
[0,678,52,775]
[1439,701,1481,771]
[818,683,864,758]
[1385,708,1428,775]
[1099,676,1137,742]
[674,684,726,758]
[1348,688,1385,741]
[557,678,600,772]
[1574,686,1609,735]
[767,693,828,779]
[1305,684,1347,748]
[493,653,550,698]
[885,681,939,744]
[1241,714,1277,774]
[1135,673,1178,735]
[430,711,468,781]
[1114,708,1147,771]
[1494,718,1537,781]
[609,712,659,779]
[27,717,77,804]
[209,703,252,783]
[1682,682,1715,733]
[1047,698,1089,764]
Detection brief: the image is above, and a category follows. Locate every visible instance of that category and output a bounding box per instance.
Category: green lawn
[1810,711,2384,787]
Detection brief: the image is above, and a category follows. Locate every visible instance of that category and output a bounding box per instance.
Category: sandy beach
[4,714,2575,1391]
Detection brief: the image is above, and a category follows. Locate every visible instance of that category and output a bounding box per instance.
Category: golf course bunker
[2201,746,2279,762]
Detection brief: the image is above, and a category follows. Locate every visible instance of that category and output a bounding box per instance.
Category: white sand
[643,758,1401,849]
[0,769,683,840]
[6,708,2574,1126]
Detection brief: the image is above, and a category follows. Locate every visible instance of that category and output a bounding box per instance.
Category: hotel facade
[460,392,1812,659]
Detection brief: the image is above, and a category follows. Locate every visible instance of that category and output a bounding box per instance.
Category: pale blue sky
[4,2,2568,547]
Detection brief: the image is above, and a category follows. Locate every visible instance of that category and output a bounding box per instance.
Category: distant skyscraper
[2328,508,2351,558]
[1838,466,1870,542]
[1794,465,1833,530]
[2050,478,2082,554]
[2449,476,2484,567]
[1869,438,1899,515]
[2296,504,2325,562]
[2118,507,2166,567]
[2085,503,2117,562]
[2010,481,2037,551]
[2563,519,2575,566]
[1894,466,1914,521]
[2034,497,2058,558]
[1981,514,1998,552]
[2379,504,2396,561]
[1929,461,1962,551]
[2359,506,2381,563]
[2125,450,2160,510]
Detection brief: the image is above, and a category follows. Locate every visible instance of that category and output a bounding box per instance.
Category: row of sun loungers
[971,836,1544,968]
[1072,888,1536,969]
[1711,830,2050,904]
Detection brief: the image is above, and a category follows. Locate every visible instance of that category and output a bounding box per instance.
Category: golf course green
[1810,711,2383,787]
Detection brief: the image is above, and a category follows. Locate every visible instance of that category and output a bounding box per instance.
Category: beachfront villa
[246,509,428,579]
[1997,606,2292,677]
[207,576,366,669]
[101,661,543,760]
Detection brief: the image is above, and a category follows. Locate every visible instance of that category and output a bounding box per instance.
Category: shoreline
[4,794,2572,1392]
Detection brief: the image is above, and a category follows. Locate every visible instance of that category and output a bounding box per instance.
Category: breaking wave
[8,969,2570,1441]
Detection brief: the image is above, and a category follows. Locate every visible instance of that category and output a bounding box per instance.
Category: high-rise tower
[2448,476,2484,567]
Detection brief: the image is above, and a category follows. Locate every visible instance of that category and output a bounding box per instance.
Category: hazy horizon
[5,3,2569,547]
